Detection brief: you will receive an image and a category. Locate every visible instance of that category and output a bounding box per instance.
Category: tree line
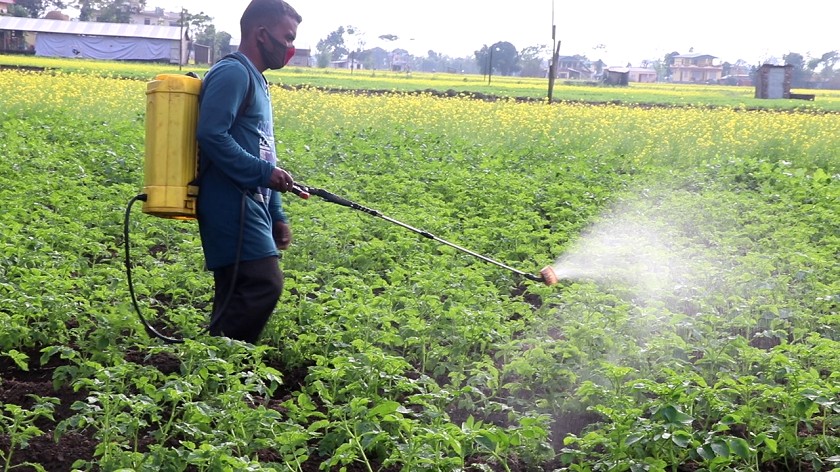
[315,28,555,77]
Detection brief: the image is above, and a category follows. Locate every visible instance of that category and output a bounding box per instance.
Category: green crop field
[3,54,840,111]
[0,64,838,472]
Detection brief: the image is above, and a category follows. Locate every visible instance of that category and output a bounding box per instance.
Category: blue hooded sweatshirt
[195,52,288,271]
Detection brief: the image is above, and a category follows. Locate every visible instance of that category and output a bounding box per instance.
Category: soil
[0,433,96,472]
[509,282,543,309]
[0,351,829,472]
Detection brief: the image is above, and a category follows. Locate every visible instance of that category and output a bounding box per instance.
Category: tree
[3,4,32,16]
[13,0,65,18]
[316,26,347,66]
[663,51,680,79]
[783,52,811,88]
[181,10,212,37]
[217,31,232,57]
[75,0,146,23]
[195,24,232,63]
[475,44,490,75]
[808,51,840,80]
[519,44,548,77]
[722,61,731,76]
[490,41,519,76]
[475,41,519,76]
[345,25,365,71]
[316,53,330,68]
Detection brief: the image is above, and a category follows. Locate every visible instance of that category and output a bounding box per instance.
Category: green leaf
[476,433,496,452]
[697,445,715,461]
[625,433,644,446]
[672,431,692,448]
[367,401,400,418]
[7,349,29,371]
[729,437,751,460]
[710,439,730,458]
[764,438,778,453]
[660,405,694,426]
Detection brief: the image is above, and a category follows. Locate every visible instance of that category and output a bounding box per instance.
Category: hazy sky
[142,0,837,66]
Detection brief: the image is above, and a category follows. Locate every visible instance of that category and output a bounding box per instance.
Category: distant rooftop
[675,53,717,59]
[0,16,182,40]
[608,67,657,73]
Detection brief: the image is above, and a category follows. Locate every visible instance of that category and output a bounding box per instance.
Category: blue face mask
[258,28,295,70]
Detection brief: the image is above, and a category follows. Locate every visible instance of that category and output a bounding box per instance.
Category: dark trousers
[208,256,283,344]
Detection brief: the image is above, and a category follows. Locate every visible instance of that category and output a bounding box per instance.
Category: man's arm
[196,62,273,190]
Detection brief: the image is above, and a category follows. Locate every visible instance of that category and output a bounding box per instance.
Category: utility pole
[488,46,494,85]
[179,8,184,70]
[547,0,561,102]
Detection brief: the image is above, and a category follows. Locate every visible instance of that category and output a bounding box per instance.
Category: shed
[606,67,657,83]
[603,69,628,86]
[0,16,187,64]
[287,48,310,67]
[754,64,792,99]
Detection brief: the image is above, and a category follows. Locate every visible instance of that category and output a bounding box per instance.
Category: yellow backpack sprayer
[124,67,558,344]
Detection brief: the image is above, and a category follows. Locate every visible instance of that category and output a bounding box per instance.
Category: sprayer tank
[142,74,202,219]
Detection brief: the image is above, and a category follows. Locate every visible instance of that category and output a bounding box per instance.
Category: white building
[129,8,181,27]
[0,16,187,63]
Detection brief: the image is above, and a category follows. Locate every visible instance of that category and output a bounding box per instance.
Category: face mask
[258,28,295,70]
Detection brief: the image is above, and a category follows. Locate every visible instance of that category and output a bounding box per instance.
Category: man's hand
[273,221,292,250]
[269,167,294,193]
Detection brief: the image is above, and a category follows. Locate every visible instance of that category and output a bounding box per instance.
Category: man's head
[239,0,302,71]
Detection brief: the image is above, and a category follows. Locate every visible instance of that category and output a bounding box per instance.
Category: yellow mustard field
[1,70,837,171]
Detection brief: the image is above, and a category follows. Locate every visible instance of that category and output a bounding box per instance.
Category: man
[195,0,302,343]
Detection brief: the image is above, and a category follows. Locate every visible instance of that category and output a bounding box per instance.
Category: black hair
[240,0,302,37]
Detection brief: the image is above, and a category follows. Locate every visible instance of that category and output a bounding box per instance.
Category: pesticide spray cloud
[550,204,689,300]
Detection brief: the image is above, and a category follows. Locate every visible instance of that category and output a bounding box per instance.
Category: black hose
[124,194,184,344]
[206,190,246,332]
[124,190,247,344]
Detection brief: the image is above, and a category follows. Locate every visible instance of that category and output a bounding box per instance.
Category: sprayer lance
[292,183,557,286]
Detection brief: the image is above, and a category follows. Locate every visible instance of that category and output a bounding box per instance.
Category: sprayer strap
[190,53,257,188]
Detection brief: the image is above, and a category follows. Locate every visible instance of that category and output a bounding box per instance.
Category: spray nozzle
[539,266,559,286]
[291,184,310,199]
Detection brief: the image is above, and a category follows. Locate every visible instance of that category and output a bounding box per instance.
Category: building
[670,53,723,83]
[287,48,310,67]
[552,55,593,79]
[0,16,187,63]
[755,64,793,99]
[331,58,364,70]
[390,51,409,72]
[0,0,14,15]
[129,8,181,27]
[605,67,657,83]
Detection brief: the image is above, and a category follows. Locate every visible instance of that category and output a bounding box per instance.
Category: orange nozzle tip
[540,266,559,286]
[299,192,310,199]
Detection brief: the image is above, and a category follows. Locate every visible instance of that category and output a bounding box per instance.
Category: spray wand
[289,183,559,286]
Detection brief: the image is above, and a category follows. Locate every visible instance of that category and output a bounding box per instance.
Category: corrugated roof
[0,0,16,4]
[675,53,716,59]
[0,17,182,41]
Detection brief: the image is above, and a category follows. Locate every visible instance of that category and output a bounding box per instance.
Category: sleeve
[270,190,289,223]
[196,62,273,189]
